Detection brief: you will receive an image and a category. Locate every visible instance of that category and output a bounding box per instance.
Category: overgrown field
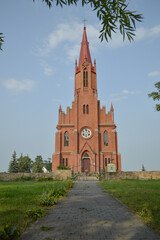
[0,180,74,238]
[99,179,160,234]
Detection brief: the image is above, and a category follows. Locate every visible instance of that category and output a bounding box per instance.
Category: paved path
[21,181,160,240]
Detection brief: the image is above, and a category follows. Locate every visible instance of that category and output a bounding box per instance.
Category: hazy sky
[0,0,160,172]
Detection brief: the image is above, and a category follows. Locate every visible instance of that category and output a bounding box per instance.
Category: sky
[0,0,160,172]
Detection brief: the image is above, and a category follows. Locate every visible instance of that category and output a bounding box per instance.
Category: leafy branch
[1,0,143,50]
[36,0,143,42]
[148,82,160,111]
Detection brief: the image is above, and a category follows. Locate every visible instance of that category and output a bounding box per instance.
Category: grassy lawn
[99,179,160,234]
[0,181,73,235]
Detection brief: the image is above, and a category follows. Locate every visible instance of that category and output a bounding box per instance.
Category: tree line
[8,151,52,173]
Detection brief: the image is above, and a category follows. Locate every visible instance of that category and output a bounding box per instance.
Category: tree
[8,151,18,173]
[148,82,160,111]
[32,155,43,173]
[22,155,32,173]
[17,154,32,172]
[141,164,146,171]
[1,0,142,51]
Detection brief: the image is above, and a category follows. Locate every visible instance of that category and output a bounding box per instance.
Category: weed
[26,208,45,220]
[41,226,55,231]
[0,224,20,240]
[40,193,57,206]
[13,176,35,181]
[37,177,54,182]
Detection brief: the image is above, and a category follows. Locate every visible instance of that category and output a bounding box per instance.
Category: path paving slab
[20,181,160,240]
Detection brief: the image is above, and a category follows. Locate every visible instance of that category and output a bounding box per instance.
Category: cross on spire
[82,19,87,27]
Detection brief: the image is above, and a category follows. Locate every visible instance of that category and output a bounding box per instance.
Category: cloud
[52,98,61,102]
[110,95,127,102]
[69,76,74,81]
[41,61,54,76]
[148,71,160,77]
[110,89,140,102]
[44,67,53,76]
[122,89,141,94]
[38,22,100,59]
[3,78,35,92]
[56,83,61,87]
[38,22,160,60]
[135,25,160,41]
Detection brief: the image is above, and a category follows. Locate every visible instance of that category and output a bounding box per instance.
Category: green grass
[99,179,160,234]
[0,180,74,234]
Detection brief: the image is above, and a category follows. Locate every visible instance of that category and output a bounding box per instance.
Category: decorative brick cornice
[99,123,116,127]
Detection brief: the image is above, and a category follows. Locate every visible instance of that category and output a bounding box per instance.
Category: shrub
[37,177,53,182]
[26,208,45,220]
[57,165,70,170]
[65,180,75,188]
[0,225,20,240]
[40,193,57,206]
[48,183,68,198]
[14,176,35,182]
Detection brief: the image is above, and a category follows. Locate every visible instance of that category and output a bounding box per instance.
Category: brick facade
[52,27,121,173]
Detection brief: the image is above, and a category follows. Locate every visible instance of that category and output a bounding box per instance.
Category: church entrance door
[81,158,90,173]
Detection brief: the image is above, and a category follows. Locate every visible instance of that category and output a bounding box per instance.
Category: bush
[13,176,35,182]
[37,177,53,182]
[26,208,45,220]
[40,193,57,206]
[0,225,20,240]
[65,180,75,188]
[48,182,69,198]
[57,165,70,170]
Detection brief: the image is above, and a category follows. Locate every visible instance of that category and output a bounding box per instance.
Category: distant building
[52,27,121,173]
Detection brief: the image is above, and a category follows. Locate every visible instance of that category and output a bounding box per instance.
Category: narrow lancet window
[86,72,88,87]
[64,131,69,146]
[86,104,89,114]
[83,104,85,114]
[83,71,86,87]
[66,158,68,166]
[104,131,108,146]
[83,71,88,87]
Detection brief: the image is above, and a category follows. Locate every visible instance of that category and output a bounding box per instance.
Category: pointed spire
[110,103,114,111]
[78,26,92,68]
[59,105,62,111]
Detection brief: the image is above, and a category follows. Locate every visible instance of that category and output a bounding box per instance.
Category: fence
[0,170,72,181]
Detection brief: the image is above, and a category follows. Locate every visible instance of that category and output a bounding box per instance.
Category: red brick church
[52,26,121,172]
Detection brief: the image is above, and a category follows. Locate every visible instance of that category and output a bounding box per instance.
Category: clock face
[81,128,91,139]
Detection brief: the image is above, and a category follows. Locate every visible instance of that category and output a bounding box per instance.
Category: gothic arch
[64,131,69,146]
[104,130,108,146]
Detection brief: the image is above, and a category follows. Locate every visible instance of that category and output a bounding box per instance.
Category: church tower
[52,27,121,172]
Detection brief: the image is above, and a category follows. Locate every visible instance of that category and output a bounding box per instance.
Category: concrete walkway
[21,181,160,240]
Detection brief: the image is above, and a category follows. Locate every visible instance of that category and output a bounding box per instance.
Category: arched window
[105,158,107,166]
[86,104,89,114]
[63,158,65,165]
[86,72,88,87]
[83,104,85,114]
[83,71,88,87]
[83,71,86,87]
[66,158,68,166]
[104,131,108,146]
[64,131,69,146]
[84,153,89,158]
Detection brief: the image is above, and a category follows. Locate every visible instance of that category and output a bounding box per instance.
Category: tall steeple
[78,26,93,68]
